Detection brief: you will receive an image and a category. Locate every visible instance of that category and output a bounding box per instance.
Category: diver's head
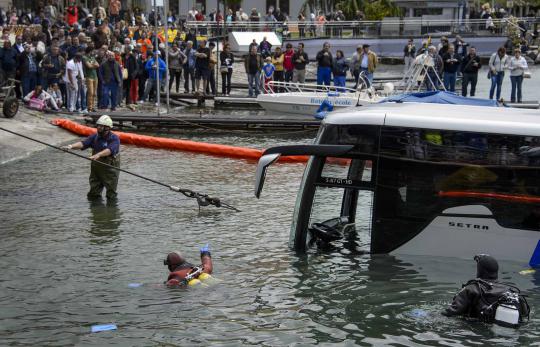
[164,251,186,272]
[474,254,499,280]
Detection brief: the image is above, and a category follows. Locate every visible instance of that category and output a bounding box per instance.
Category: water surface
[1,130,539,346]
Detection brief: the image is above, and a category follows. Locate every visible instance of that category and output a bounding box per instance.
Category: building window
[413,8,443,16]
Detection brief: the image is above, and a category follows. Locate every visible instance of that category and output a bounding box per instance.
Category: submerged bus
[254,103,540,265]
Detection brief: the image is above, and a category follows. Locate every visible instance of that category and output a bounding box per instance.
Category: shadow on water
[87,198,122,244]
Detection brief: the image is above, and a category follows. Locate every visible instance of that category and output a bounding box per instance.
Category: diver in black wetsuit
[442,254,529,325]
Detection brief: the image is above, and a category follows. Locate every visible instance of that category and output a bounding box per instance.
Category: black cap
[474,254,499,280]
[362,44,370,48]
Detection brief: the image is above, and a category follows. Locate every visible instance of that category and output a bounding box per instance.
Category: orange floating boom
[439,191,540,204]
[52,118,310,163]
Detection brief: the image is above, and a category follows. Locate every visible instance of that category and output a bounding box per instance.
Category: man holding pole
[62,115,121,200]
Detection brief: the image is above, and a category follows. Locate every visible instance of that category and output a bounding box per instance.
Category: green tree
[363,0,402,20]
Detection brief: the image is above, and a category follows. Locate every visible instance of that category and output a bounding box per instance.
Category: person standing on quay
[461,47,481,97]
[244,45,262,97]
[442,45,461,92]
[220,43,234,96]
[99,51,122,111]
[283,43,295,83]
[508,48,528,103]
[488,47,508,100]
[293,42,308,84]
[403,38,416,73]
[271,47,284,90]
[62,115,120,201]
[358,44,378,87]
[316,42,333,86]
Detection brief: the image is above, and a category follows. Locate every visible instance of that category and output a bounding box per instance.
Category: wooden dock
[84,112,320,131]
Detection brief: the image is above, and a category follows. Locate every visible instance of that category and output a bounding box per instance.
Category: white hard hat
[96,115,113,127]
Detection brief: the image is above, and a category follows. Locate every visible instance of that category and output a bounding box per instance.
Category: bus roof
[324,103,540,137]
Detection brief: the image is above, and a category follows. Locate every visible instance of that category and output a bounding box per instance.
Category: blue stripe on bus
[529,240,540,268]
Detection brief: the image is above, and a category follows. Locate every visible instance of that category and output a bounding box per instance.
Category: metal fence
[184,17,540,39]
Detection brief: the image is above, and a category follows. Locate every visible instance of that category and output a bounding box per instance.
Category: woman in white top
[488,46,508,100]
[508,48,528,103]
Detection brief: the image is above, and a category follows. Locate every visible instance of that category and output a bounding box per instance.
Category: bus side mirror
[254,153,280,198]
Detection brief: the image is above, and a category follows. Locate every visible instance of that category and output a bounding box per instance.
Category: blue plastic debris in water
[128,283,142,288]
[410,309,428,318]
[91,324,117,333]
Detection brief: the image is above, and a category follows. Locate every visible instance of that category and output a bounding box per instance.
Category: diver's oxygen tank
[495,304,520,327]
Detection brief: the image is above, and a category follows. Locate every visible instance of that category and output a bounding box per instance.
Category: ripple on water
[1,135,540,346]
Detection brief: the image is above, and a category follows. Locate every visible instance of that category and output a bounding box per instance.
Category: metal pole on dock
[164,0,170,113]
[154,0,160,116]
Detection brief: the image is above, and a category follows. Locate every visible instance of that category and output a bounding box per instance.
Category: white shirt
[361,54,369,69]
[508,56,528,76]
[64,59,79,83]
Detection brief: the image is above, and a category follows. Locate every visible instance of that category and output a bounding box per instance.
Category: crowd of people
[403,35,531,103]
[0,0,537,112]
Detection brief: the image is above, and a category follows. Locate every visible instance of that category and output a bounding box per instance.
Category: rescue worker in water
[62,115,120,200]
[164,244,213,287]
[442,254,529,324]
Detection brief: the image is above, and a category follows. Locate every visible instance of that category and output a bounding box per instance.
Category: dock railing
[185,17,539,39]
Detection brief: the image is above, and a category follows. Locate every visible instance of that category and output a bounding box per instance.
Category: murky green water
[1,132,540,346]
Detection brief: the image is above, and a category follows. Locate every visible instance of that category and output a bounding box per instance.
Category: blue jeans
[284,70,293,82]
[510,75,523,102]
[76,80,87,110]
[360,67,373,88]
[22,72,37,97]
[247,72,260,97]
[334,75,346,91]
[317,67,331,86]
[103,83,119,110]
[443,72,457,92]
[489,72,504,100]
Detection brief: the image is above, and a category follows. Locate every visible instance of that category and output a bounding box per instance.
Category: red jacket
[283,50,295,71]
[66,6,78,26]
[166,253,213,287]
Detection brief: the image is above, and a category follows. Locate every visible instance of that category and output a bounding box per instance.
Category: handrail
[265,81,360,95]
[185,17,539,26]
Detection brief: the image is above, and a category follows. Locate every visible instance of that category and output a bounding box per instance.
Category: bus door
[293,155,377,253]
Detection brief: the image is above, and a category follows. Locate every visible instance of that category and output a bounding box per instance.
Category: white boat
[256,81,382,115]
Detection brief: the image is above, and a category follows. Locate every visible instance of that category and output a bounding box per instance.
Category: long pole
[0,126,239,211]
[154,0,160,116]
[165,0,170,113]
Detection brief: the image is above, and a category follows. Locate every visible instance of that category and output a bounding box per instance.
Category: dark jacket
[17,52,39,75]
[453,40,469,57]
[461,54,482,74]
[293,51,309,70]
[123,53,139,80]
[442,52,462,73]
[404,44,416,58]
[332,57,348,77]
[316,50,333,68]
[41,53,66,79]
[99,59,122,85]
[243,53,263,74]
[0,47,18,71]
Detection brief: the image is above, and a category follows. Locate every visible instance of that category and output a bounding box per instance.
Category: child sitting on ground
[48,83,63,109]
[24,85,59,111]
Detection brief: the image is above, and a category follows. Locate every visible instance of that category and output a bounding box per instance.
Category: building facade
[176,0,303,19]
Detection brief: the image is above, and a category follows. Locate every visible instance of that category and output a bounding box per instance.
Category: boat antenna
[0,126,240,212]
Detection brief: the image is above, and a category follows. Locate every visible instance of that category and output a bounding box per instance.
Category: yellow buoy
[187,278,202,286]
